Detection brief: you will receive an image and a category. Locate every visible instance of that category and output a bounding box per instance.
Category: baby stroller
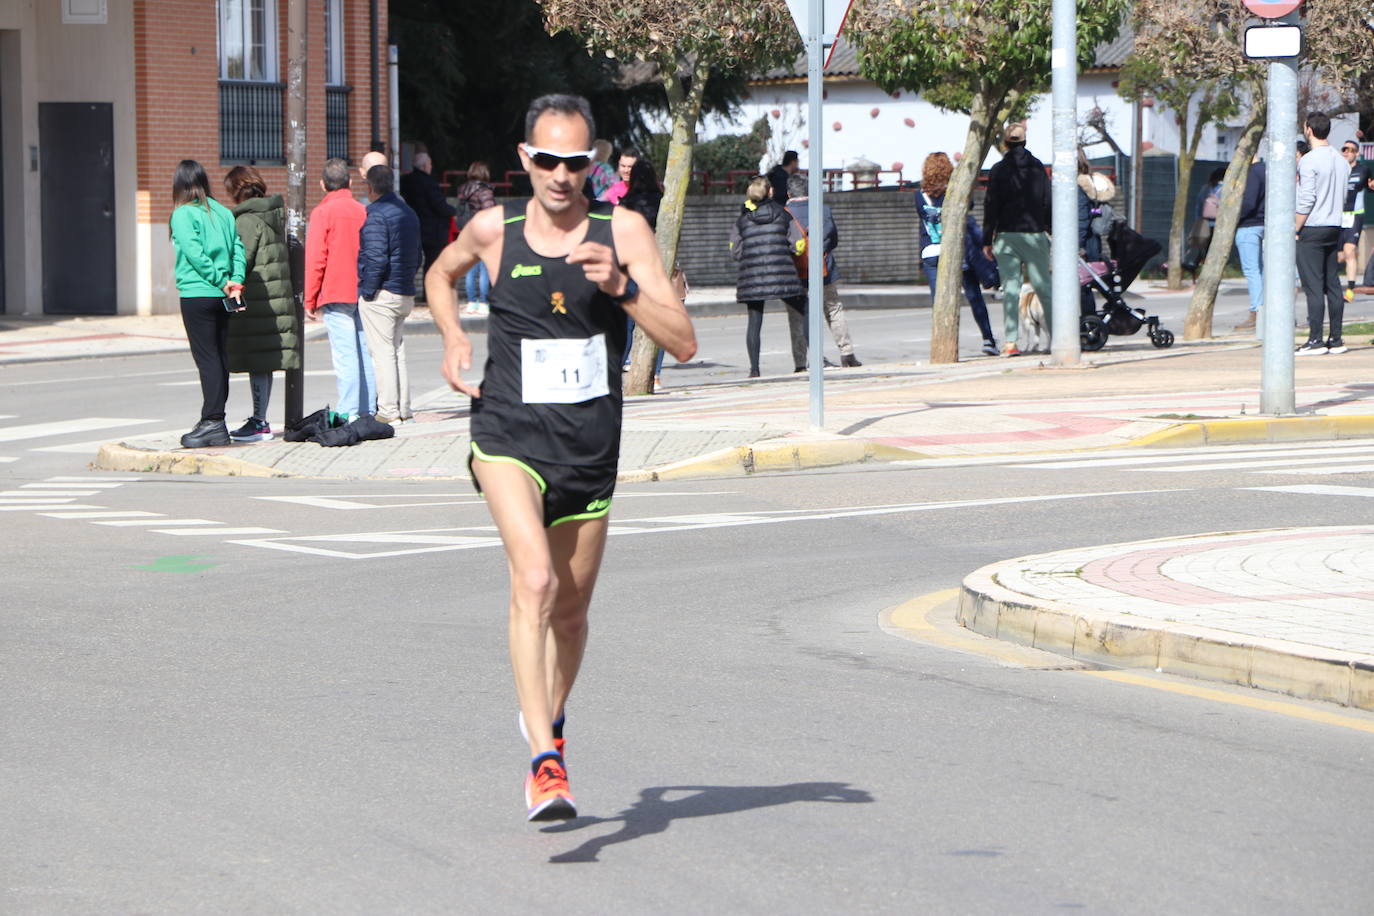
[1077,221,1172,351]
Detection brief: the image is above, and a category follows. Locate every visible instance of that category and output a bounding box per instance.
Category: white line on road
[154,527,285,536]
[0,418,158,443]
[0,496,78,504]
[44,476,142,482]
[31,430,185,453]
[0,504,101,511]
[39,510,161,519]
[1147,454,1374,473]
[1,489,101,497]
[1014,444,1374,470]
[1282,464,1374,476]
[93,518,210,527]
[253,490,738,511]
[0,457,16,463]
[1247,485,1374,498]
[21,481,128,489]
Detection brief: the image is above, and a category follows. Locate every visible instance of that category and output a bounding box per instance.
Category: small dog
[1017,282,1050,353]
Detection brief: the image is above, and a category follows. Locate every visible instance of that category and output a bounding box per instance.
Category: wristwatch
[608,278,639,305]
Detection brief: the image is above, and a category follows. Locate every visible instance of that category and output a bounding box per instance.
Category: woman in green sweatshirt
[170,159,246,448]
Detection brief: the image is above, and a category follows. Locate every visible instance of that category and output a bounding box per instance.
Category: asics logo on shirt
[510,264,543,279]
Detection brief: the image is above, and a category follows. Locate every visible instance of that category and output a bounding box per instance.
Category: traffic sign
[783,0,856,69]
[1243,0,1302,19]
[1245,24,1302,58]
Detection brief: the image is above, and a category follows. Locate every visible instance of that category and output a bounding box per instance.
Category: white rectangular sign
[1244,24,1302,59]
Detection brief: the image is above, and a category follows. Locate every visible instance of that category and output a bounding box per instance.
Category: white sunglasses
[522,144,596,171]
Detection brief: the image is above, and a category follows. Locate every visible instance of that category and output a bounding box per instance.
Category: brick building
[0,0,390,317]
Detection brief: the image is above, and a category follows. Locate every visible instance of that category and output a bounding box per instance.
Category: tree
[1129,0,1374,339]
[539,0,800,394]
[1117,41,1241,291]
[849,0,1128,364]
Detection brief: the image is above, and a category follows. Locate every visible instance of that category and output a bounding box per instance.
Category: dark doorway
[39,102,116,314]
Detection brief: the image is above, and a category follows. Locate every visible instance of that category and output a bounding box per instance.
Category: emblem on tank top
[511,264,543,279]
[550,291,567,314]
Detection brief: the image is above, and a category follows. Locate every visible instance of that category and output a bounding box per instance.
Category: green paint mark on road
[129,555,219,574]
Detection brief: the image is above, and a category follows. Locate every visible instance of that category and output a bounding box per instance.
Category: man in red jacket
[304,158,374,419]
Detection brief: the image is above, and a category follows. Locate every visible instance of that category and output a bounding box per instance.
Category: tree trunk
[624,53,709,396]
[930,88,1004,364]
[1184,103,1266,339]
[1165,135,1196,290]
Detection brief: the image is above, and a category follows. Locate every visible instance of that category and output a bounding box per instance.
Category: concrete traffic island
[958,527,1374,711]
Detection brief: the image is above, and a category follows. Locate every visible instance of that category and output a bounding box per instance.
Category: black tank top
[470,200,628,467]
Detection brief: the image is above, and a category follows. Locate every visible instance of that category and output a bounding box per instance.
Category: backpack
[789,212,830,280]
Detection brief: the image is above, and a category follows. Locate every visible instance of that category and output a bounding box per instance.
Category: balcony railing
[326,85,351,161]
[219,80,284,164]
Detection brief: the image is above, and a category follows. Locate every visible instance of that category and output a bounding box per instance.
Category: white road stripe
[39,510,161,519]
[1,489,101,497]
[1248,485,1374,497]
[0,504,101,511]
[0,497,78,504]
[154,527,285,536]
[1147,454,1374,473]
[0,457,17,463]
[93,518,212,527]
[44,476,141,482]
[32,430,184,453]
[1283,464,1374,476]
[1014,444,1374,470]
[23,481,127,489]
[0,418,157,443]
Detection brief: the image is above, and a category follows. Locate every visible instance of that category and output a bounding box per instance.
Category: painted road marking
[1249,484,1374,498]
[231,490,1178,560]
[44,476,142,482]
[129,555,220,573]
[253,490,737,512]
[1012,442,1374,470]
[1283,463,1374,476]
[1148,455,1374,473]
[94,518,210,527]
[0,504,101,512]
[32,430,185,453]
[880,588,1085,670]
[1,489,102,497]
[0,418,157,443]
[154,527,284,536]
[19,481,127,489]
[0,457,16,464]
[40,510,161,520]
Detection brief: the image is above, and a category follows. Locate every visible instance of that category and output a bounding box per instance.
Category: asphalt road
[4,302,1374,913]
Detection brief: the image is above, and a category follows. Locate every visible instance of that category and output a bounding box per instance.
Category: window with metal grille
[324,0,350,160]
[219,0,283,163]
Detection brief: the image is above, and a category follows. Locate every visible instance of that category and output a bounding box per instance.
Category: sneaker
[180,419,230,449]
[841,353,863,367]
[518,711,566,759]
[525,756,576,822]
[1296,339,1328,356]
[229,417,272,442]
[980,340,999,357]
[461,302,482,317]
[1326,338,1348,354]
[474,301,490,317]
[374,411,399,425]
[1003,344,1021,357]
[1344,287,1356,303]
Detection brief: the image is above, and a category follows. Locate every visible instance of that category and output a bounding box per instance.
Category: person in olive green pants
[992,231,1054,346]
[981,123,1054,354]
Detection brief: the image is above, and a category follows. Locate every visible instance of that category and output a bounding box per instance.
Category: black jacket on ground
[358,192,422,300]
[399,169,456,250]
[983,145,1051,239]
[731,199,804,302]
[1238,162,1267,229]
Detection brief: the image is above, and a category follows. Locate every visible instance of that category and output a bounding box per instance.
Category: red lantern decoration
[771,109,781,118]
[870,107,880,118]
[903,118,915,128]
[953,152,963,162]
[892,161,904,171]
[832,121,842,131]
[801,139,810,148]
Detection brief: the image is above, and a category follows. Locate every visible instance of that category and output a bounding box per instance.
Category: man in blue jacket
[359,163,422,423]
[785,173,862,367]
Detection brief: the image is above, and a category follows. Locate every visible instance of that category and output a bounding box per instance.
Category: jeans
[179,296,229,422]
[1235,225,1264,313]
[359,290,414,420]
[992,232,1054,341]
[321,302,376,418]
[465,261,490,304]
[623,317,666,373]
[1296,226,1344,342]
[923,256,995,344]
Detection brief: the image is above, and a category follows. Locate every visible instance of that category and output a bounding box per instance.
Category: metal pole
[1049,0,1080,366]
[1261,16,1299,416]
[806,0,824,428]
[1133,100,1144,232]
[388,44,400,186]
[283,0,307,428]
[369,0,381,150]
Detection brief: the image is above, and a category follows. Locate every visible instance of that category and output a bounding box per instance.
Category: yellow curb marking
[889,590,1374,734]
[1081,670,1374,735]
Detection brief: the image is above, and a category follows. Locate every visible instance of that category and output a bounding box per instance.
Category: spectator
[619,158,668,383]
[982,123,1053,355]
[456,162,498,316]
[729,175,808,378]
[222,165,298,442]
[399,150,457,279]
[169,159,245,448]
[1077,163,1116,316]
[604,147,639,205]
[768,150,799,205]
[359,163,422,425]
[785,171,862,366]
[1184,167,1225,274]
[916,153,998,357]
[303,157,375,419]
[1295,111,1351,355]
[1233,154,1266,333]
[587,139,616,200]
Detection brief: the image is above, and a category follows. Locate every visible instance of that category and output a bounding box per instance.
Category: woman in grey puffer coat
[730,176,807,377]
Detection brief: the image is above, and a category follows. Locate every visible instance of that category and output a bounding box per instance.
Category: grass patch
[1294,320,1374,341]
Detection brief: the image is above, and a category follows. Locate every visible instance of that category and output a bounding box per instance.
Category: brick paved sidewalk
[959,526,1374,711]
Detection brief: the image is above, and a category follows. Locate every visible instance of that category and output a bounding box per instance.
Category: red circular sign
[1244,0,1302,18]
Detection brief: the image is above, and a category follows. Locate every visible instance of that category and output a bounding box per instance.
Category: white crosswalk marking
[0,418,157,443]
[39,511,160,519]
[0,504,100,511]
[1003,441,1374,479]
[93,518,213,527]
[1,489,102,497]
[0,457,17,464]
[20,481,128,489]
[1250,485,1374,498]
[153,527,284,536]
[31,430,183,453]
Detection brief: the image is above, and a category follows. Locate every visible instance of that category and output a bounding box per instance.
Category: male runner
[1338,139,1373,302]
[425,95,696,822]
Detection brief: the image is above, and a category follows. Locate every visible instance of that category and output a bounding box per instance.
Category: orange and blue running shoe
[525,755,576,821]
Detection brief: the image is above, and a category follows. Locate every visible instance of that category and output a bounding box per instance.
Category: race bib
[1342,211,1357,228]
[520,334,609,404]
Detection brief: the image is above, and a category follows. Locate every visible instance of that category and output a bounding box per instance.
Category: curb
[1128,414,1374,448]
[95,442,288,477]
[956,563,1374,712]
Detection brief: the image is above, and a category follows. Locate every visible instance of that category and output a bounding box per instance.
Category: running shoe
[1344,287,1356,303]
[980,340,999,357]
[1295,339,1328,356]
[229,417,272,442]
[518,711,566,759]
[1326,338,1348,354]
[1003,343,1021,357]
[525,757,576,821]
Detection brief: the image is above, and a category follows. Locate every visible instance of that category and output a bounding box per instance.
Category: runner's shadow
[540,781,873,864]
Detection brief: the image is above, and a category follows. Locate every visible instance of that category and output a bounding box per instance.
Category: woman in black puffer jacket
[730,175,807,378]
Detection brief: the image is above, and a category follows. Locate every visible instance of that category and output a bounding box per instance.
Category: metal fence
[219,80,284,164]
[326,86,351,161]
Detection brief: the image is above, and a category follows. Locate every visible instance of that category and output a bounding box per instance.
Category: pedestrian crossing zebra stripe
[1248,485,1374,498]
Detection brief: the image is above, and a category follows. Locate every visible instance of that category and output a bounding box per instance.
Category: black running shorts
[468,440,616,528]
[1342,214,1364,247]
